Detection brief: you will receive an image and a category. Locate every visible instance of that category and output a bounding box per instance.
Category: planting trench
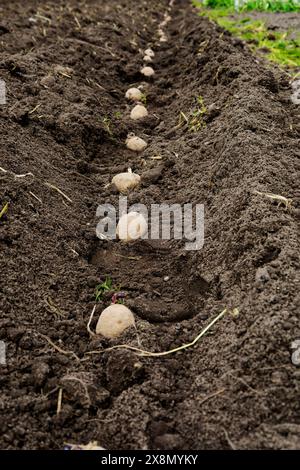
[0,0,300,450]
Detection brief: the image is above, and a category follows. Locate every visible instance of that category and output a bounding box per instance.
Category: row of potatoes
[112,50,156,245]
[97,8,174,338]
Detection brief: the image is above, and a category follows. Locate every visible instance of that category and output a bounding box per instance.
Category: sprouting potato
[112,169,141,193]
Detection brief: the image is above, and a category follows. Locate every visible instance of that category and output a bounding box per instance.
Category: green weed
[195,0,300,12]
[94,277,123,303]
[180,96,207,132]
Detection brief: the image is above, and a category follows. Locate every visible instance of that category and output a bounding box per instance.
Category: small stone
[31,361,50,388]
[255,267,270,284]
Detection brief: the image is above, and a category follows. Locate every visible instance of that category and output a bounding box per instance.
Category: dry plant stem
[0,203,9,220]
[254,190,293,210]
[223,428,236,451]
[37,332,81,361]
[44,182,73,203]
[61,375,91,407]
[56,388,63,415]
[29,191,42,203]
[197,387,227,406]
[86,308,228,358]
[87,305,96,337]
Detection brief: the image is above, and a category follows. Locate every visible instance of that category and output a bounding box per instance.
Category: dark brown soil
[1,0,300,450]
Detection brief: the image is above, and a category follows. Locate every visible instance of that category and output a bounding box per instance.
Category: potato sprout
[112,169,141,193]
[141,66,155,77]
[125,87,143,102]
[117,212,147,241]
[126,135,147,152]
[96,304,135,338]
[130,104,148,120]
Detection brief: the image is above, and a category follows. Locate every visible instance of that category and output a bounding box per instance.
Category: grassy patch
[193,1,300,71]
[199,0,300,12]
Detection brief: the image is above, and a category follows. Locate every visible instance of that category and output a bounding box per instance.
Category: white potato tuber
[144,48,155,58]
[96,304,135,338]
[126,135,147,152]
[125,87,143,102]
[141,66,155,77]
[130,104,148,120]
[112,170,141,193]
[117,212,147,241]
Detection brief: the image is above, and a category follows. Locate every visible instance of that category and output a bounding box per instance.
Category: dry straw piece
[112,169,141,193]
[117,211,147,241]
[96,304,135,338]
[125,87,143,102]
[126,135,147,152]
[130,104,148,120]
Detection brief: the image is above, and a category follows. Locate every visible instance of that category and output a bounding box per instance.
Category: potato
[96,304,135,338]
[126,135,147,152]
[141,66,155,77]
[130,104,148,120]
[117,212,147,241]
[112,170,141,193]
[144,48,155,58]
[125,87,143,102]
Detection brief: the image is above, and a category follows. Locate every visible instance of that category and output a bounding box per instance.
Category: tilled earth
[0,0,300,450]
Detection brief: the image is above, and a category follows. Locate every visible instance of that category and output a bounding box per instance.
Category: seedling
[103,117,113,137]
[95,277,113,302]
[140,93,147,105]
[94,277,123,302]
[179,96,207,132]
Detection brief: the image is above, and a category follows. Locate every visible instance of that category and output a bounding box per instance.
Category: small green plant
[179,95,207,132]
[140,93,147,105]
[95,277,113,302]
[95,277,124,303]
[102,117,113,137]
[114,111,122,119]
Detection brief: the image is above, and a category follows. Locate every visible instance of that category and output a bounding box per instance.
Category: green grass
[95,277,113,302]
[94,277,124,303]
[193,1,300,70]
[199,0,300,11]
